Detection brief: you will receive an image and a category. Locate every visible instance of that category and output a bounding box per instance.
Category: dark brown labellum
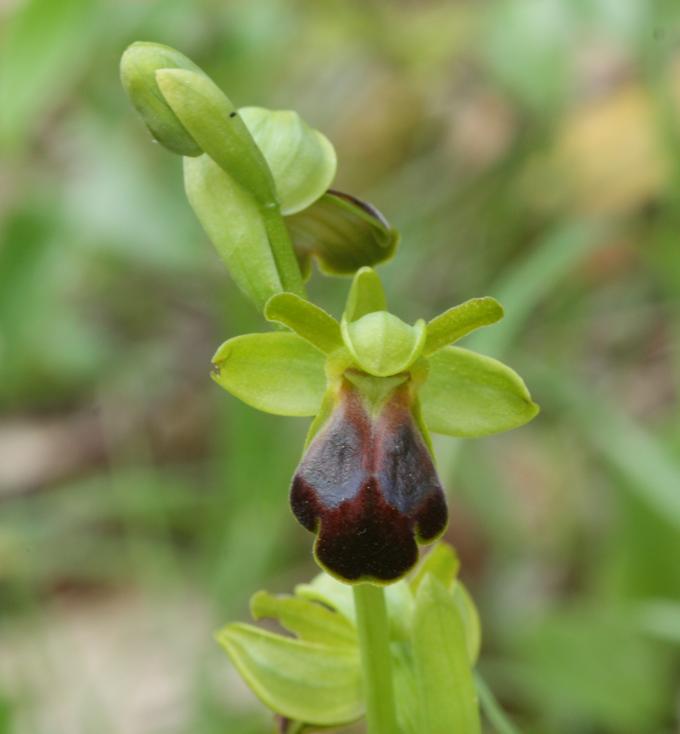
[290,380,448,583]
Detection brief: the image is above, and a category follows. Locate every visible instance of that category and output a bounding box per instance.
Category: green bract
[218,542,481,733]
[239,106,337,215]
[213,266,538,439]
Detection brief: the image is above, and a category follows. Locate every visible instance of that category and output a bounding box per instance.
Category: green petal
[265,292,341,354]
[239,107,337,215]
[287,192,398,276]
[156,68,276,206]
[421,347,539,437]
[412,576,481,734]
[344,266,387,322]
[217,623,362,726]
[250,590,356,648]
[424,297,504,356]
[341,311,426,377]
[211,332,326,416]
[119,42,203,156]
[184,154,282,310]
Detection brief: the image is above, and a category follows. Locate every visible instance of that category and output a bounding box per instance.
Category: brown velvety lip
[290,379,448,582]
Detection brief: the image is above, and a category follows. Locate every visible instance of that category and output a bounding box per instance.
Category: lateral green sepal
[420,346,539,437]
[211,332,326,416]
[424,297,504,356]
[265,293,341,354]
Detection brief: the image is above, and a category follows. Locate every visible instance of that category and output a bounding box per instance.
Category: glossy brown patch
[290,381,448,582]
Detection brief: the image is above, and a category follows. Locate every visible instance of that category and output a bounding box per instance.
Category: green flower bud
[287,191,398,278]
[120,41,203,156]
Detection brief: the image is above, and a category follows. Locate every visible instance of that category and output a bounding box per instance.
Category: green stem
[260,203,306,298]
[352,583,399,734]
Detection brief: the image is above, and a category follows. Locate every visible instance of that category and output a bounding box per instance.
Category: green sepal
[156,68,277,207]
[119,41,203,156]
[184,155,282,310]
[217,623,362,726]
[341,311,426,377]
[424,297,504,356]
[250,590,356,648]
[343,266,387,322]
[420,346,539,437]
[412,575,481,734]
[265,293,341,354]
[287,192,398,276]
[239,107,336,215]
[211,332,326,416]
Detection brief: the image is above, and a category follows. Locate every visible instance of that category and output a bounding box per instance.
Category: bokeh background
[1,0,680,732]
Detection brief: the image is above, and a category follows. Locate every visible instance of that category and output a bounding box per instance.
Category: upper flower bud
[120,42,204,156]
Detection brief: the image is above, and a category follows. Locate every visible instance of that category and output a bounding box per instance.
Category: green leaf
[393,644,420,734]
[421,346,539,437]
[156,68,277,207]
[344,267,388,322]
[120,42,203,156]
[410,543,460,593]
[341,312,426,377]
[211,332,326,416]
[287,192,398,276]
[265,293,341,354]
[412,575,481,734]
[424,298,504,356]
[453,583,482,663]
[184,154,282,310]
[218,623,362,726]
[250,590,356,648]
[239,107,336,215]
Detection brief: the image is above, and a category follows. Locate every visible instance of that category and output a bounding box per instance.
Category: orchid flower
[213,267,538,583]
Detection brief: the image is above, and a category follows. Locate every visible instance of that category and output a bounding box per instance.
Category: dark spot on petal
[229,111,238,118]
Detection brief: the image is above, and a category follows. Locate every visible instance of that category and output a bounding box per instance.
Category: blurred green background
[1,0,680,732]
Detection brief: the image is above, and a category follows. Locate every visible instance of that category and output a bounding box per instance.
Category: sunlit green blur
[1,0,679,732]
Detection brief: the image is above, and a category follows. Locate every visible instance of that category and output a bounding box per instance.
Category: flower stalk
[352,583,399,734]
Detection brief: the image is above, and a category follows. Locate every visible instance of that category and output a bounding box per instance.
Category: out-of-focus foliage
[1,0,680,732]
